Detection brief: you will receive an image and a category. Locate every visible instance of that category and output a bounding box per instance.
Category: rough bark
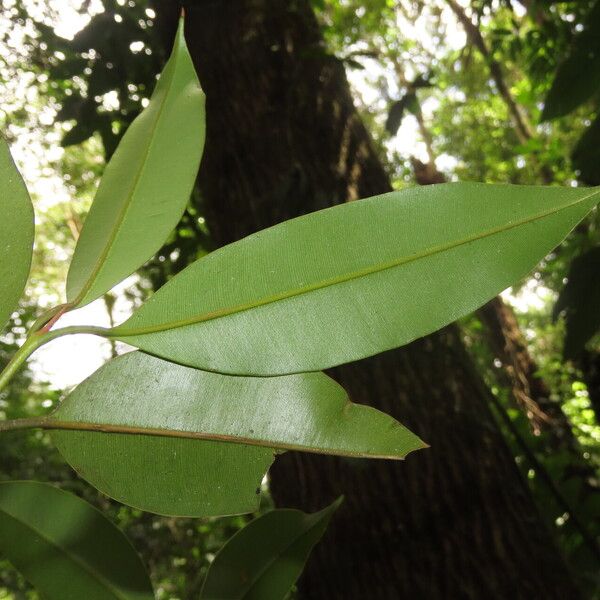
[155,1,579,597]
[478,288,576,439]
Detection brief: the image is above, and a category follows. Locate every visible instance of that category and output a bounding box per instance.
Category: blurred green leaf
[572,113,600,186]
[541,0,600,120]
[200,497,342,600]
[49,352,423,517]
[111,183,600,376]
[66,16,205,307]
[385,96,409,135]
[0,481,154,600]
[554,246,600,359]
[0,136,34,333]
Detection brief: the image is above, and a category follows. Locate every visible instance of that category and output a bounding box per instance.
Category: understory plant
[0,16,598,600]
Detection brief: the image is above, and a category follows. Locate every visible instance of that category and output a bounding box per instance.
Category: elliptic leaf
[200,498,342,600]
[0,481,154,600]
[541,0,600,121]
[110,183,600,376]
[0,136,34,332]
[66,16,205,307]
[49,352,423,516]
[553,246,600,360]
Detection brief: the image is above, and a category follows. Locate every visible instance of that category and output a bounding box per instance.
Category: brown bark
[478,296,573,439]
[156,1,580,597]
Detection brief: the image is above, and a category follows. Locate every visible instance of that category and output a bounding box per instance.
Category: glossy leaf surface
[541,0,600,121]
[0,136,34,332]
[66,17,205,307]
[49,352,423,516]
[553,246,600,359]
[0,481,154,600]
[200,497,342,600]
[50,352,424,458]
[112,183,600,375]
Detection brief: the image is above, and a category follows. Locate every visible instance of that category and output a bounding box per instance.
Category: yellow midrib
[113,188,600,337]
[0,507,136,600]
[71,34,185,306]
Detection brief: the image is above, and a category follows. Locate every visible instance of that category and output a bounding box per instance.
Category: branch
[445,0,533,144]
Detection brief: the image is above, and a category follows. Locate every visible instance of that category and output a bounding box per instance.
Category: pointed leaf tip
[66,13,205,307]
[114,183,600,375]
[200,497,343,600]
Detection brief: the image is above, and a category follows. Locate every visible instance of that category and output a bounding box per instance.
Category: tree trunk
[477,286,577,441]
[155,1,579,597]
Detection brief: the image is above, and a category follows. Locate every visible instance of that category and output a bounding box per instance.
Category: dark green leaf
[200,497,342,600]
[572,113,600,186]
[385,96,409,135]
[0,481,154,600]
[554,246,600,359]
[541,0,600,120]
[66,17,205,307]
[49,352,423,516]
[0,136,34,332]
[110,183,600,376]
[53,432,274,518]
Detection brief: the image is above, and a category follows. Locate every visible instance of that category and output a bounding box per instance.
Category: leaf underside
[49,352,424,517]
[112,183,600,375]
[66,17,205,307]
[0,136,34,332]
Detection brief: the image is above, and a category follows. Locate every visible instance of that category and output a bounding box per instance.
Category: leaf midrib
[115,188,600,337]
[72,34,184,305]
[237,511,332,600]
[44,417,423,459]
[0,507,132,600]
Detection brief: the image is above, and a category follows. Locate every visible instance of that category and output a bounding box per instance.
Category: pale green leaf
[0,481,154,600]
[200,497,342,600]
[0,136,34,332]
[48,352,423,517]
[66,17,205,307]
[110,183,600,375]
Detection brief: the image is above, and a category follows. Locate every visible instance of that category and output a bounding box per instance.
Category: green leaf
[0,481,154,600]
[48,352,423,517]
[0,136,34,332]
[110,183,600,376]
[53,433,274,518]
[572,113,600,186]
[553,246,600,360]
[541,0,600,121]
[200,497,342,600]
[66,16,205,307]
